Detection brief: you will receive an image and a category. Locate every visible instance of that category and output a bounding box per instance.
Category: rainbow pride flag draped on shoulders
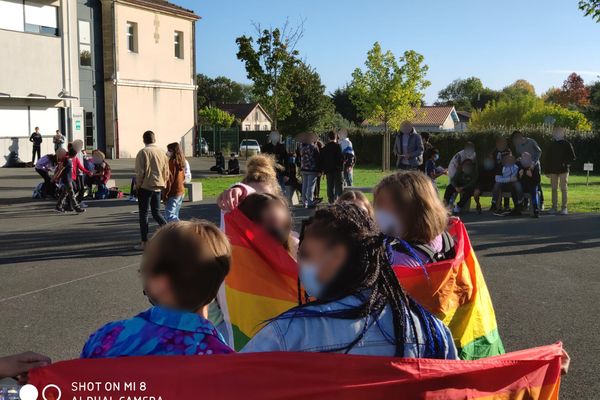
[220,209,300,350]
[393,217,504,360]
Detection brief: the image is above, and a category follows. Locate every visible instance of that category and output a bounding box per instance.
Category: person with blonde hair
[373,171,452,267]
[81,220,234,357]
[216,154,280,212]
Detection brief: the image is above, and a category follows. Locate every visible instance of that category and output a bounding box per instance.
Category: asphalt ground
[0,160,599,399]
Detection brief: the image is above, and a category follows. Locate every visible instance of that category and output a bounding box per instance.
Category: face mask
[483,159,495,171]
[299,262,324,298]
[553,133,565,141]
[433,154,440,161]
[375,209,402,238]
[166,151,173,158]
[464,148,475,158]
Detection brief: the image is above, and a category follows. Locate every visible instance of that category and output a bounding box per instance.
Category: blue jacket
[241,292,457,359]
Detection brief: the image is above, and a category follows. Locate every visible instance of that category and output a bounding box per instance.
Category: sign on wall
[70,106,84,142]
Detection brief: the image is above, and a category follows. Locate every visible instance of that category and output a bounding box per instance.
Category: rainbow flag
[221,209,300,350]
[394,217,504,360]
[29,343,563,399]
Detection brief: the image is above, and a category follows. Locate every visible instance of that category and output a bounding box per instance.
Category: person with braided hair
[241,203,456,358]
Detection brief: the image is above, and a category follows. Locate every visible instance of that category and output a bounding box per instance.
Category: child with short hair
[81,220,234,357]
[55,148,88,213]
[424,148,447,191]
[443,158,478,214]
[492,154,522,216]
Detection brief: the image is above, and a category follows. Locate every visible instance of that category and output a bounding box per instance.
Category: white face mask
[166,151,173,158]
[269,133,280,144]
[299,261,324,299]
[375,209,403,238]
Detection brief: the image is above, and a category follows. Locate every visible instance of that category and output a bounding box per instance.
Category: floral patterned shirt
[81,306,234,358]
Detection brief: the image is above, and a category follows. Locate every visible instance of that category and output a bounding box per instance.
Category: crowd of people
[5,127,573,386]
[397,122,576,218]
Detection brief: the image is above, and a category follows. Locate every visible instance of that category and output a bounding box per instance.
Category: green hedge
[347,128,600,172]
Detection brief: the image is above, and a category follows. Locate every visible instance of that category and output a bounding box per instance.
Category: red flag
[29,343,561,400]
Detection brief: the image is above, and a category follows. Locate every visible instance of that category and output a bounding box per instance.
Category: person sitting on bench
[492,154,522,216]
[443,158,478,214]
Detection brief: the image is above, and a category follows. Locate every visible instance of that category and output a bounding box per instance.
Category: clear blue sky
[177,0,600,103]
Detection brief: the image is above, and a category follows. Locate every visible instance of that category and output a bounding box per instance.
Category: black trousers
[444,185,475,208]
[36,168,55,197]
[56,182,80,211]
[325,171,343,203]
[32,146,41,163]
[138,188,167,242]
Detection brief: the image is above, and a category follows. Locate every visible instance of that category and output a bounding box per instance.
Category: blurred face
[553,128,566,140]
[56,149,67,161]
[269,131,280,144]
[462,161,474,174]
[143,272,176,308]
[464,145,475,156]
[520,153,532,167]
[496,138,507,151]
[260,203,292,245]
[298,235,348,298]
[513,135,524,146]
[483,157,495,171]
[503,156,515,167]
[400,121,413,134]
[374,188,404,238]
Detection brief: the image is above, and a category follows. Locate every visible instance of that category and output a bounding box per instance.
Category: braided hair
[280,203,446,358]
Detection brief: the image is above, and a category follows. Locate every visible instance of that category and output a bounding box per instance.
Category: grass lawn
[195,167,600,213]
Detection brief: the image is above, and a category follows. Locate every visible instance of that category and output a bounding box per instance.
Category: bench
[184,182,203,202]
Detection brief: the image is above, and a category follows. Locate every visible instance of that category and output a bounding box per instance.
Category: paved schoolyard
[0,161,599,399]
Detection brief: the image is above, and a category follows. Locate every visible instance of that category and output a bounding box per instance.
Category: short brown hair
[374,171,448,244]
[337,190,374,219]
[141,220,231,310]
[143,130,155,144]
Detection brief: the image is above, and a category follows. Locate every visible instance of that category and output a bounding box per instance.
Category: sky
[177,0,600,104]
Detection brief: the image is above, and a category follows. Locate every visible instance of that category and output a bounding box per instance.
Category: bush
[348,128,600,172]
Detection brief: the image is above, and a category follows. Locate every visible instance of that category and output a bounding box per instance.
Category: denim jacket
[241,292,457,359]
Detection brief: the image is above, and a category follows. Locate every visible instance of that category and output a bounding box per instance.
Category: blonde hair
[242,154,280,193]
[374,171,448,244]
[142,220,231,310]
[337,190,374,219]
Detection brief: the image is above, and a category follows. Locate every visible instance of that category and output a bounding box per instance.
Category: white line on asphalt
[0,262,140,304]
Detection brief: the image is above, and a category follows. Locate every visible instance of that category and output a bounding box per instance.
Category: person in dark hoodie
[518,152,542,218]
[444,158,478,214]
[545,127,576,215]
[319,130,344,203]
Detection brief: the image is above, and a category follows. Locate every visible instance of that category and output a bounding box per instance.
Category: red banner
[29,343,562,400]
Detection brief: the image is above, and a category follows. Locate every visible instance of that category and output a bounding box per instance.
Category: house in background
[0,0,199,161]
[217,103,272,131]
[361,106,462,134]
[456,110,472,132]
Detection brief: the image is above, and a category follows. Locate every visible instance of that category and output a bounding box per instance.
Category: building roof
[120,0,199,20]
[217,103,272,122]
[411,106,456,127]
[457,110,472,122]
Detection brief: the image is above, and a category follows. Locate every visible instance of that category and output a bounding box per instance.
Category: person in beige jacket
[134,130,170,250]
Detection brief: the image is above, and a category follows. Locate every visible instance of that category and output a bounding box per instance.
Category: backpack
[390,231,456,264]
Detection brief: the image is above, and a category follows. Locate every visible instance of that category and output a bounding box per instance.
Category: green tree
[579,0,600,22]
[198,106,235,128]
[501,79,537,100]
[235,21,303,130]
[436,77,484,111]
[331,86,362,124]
[349,42,430,170]
[584,81,600,129]
[196,74,253,108]
[279,62,334,136]
[524,104,592,131]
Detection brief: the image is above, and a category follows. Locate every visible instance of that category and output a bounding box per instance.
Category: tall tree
[331,86,362,125]
[584,81,600,129]
[579,0,600,22]
[436,77,484,111]
[501,79,536,100]
[196,74,253,108]
[560,73,590,108]
[279,62,334,136]
[198,106,235,128]
[349,42,430,170]
[235,21,303,130]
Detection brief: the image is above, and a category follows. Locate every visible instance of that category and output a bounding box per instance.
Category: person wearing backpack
[373,170,456,268]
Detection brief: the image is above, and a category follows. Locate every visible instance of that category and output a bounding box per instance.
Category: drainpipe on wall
[111,0,119,159]
[192,19,198,157]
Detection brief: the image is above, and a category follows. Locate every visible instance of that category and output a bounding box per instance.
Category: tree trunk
[382,118,390,171]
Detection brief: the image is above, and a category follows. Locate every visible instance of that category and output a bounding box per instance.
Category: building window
[174,31,183,58]
[263,124,269,131]
[127,22,138,53]
[78,20,92,66]
[24,1,58,36]
[0,0,58,36]
[255,110,259,121]
[244,124,250,131]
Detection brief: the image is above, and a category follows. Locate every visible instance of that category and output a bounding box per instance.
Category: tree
[349,42,430,170]
[196,74,253,108]
[331,86,362,125]
[524,104,592,131]
[436,77,484,111]
[279,62,334,136]
[236,21,303,130]
[501,79,536,100]
[559,73,590,108]
[198,106,235,128]
[579,0,600,22]
[584,81,600,129]
[471,87,502,110]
